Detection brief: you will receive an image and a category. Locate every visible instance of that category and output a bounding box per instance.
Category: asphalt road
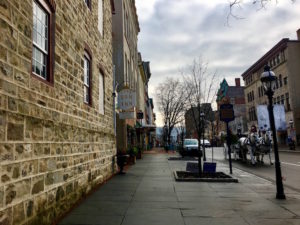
[204,147,300,193]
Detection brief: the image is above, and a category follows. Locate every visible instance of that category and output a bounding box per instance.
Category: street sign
[220,103,234,175]
[220,104,235,123]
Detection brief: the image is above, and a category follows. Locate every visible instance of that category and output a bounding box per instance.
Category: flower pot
[127,155,136,165]
[117,154,129,174]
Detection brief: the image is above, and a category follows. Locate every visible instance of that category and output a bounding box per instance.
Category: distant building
[113,0,140,152]
[216,78,247,135]
[241,29,300,145]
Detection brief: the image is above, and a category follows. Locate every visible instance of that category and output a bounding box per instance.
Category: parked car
[200,139,211,147]
[179,139,202,157]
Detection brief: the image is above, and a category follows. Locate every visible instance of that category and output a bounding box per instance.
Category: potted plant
[116,151,129,174]
[136,146,142,159]
[127,145,138,165]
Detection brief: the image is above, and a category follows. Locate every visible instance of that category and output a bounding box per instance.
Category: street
[205,147,300,193]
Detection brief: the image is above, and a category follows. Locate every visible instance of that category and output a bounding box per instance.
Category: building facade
[136,56,156,150]
[216,78,247,136]
[0,0,116,224]
[112,0,140,152]
[241,30,300,145]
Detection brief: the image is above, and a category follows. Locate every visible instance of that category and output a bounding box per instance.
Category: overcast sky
[135,0,300,126]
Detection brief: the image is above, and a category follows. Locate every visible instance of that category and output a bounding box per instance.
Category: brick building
[241,29,300,145]
[0,0,116,224]
[216,78,247,135]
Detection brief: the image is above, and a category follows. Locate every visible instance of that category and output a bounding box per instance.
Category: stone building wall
[0,0,116,224]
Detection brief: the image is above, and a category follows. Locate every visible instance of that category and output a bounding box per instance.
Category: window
[281,95,284,105]
[279,74,282,88]
[249,107,257,121]
[286,93,291,111]
[84,0,91,9]
[284,77,287,85]
[32,0,55,83]
[99,70,104,114]
[276,96,280,105]
[84,51,92,105]
[98,0,103,35]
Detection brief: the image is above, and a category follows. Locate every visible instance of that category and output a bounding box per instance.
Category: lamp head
[261,65,277,92]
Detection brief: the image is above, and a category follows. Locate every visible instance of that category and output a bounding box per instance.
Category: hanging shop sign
[117,89,136,110]
[119,111,136,120]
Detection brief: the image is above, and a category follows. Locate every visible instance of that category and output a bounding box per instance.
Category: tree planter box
[174,171,238,183]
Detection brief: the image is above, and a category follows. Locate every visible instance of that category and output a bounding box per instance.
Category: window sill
[31,73,54,87]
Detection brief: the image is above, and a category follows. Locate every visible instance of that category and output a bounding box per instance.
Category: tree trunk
[197,135,202,175]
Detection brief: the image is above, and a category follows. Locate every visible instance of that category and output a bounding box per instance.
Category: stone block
[21,160,38,178]
[18,33,31,59]
[14,143,31,160]
[45,170,63,187]
[32,175,44,195]
[0,111,6,141]
[0,79,16,97]
[7,122,24,141]
[8,96,17,111]
[14,69,29,86]
[25,200,34,218]
[0,18,18,51]
[25,117,43,141]
[4,179,31,205]
[1,163,20,183]
[12,202,25,225]
[0,0,11,21]
[0,207,12,225]
[0,61,13,80]
[47,189,56,207]
[32,143,50,157]
[0,186,3,208]
[39,158,57,173]
[0,144,13,162]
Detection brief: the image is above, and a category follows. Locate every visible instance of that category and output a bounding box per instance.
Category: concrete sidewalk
[58,151,300,225]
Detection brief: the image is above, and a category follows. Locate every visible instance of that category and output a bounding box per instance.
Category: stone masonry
[0,0,116,224]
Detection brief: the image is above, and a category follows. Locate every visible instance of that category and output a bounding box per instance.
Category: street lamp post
[200,112,206,161]
[261,65,286,200]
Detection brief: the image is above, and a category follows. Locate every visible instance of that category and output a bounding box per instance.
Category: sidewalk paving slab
[58,150,300,225]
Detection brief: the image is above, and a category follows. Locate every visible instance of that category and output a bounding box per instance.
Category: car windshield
[184,139,198,145]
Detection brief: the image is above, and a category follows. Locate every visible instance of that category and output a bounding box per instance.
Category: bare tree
[183,57,218,174]
[227,0,296,23]
[156,78,187,150]
[175,122,186,152]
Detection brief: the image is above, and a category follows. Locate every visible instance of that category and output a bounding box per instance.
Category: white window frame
[99,71,104,115]
[84,52,91,104]
[32,0,50,79]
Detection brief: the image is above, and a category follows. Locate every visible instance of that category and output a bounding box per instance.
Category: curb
[279,150,300,153]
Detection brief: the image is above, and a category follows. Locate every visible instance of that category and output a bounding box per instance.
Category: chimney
[297,29,300,41]
[235,78,241,87]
